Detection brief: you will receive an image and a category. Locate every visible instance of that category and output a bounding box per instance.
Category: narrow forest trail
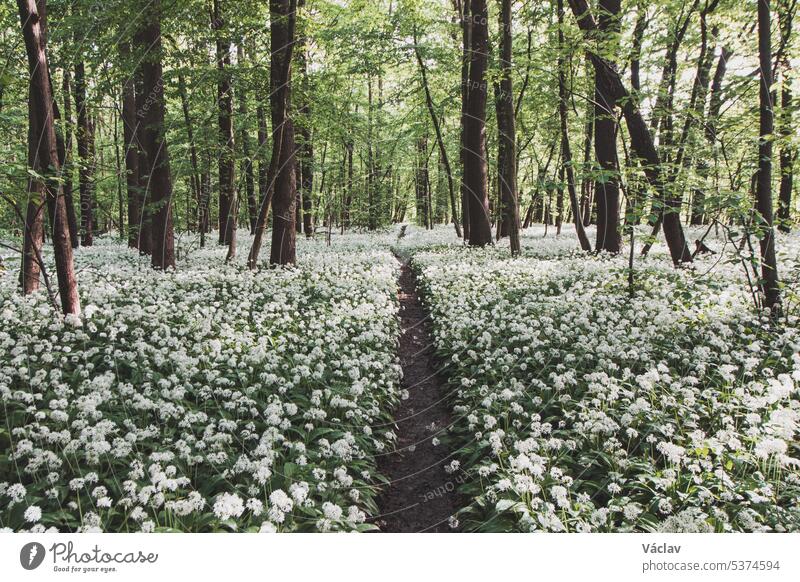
[373,255,461,532]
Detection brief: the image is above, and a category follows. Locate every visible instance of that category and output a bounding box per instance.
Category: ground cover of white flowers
[400,226,800,532]
[0,233,402,532]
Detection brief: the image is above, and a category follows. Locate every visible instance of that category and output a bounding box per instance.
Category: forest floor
[2,225,800,533]
[373,255,460,532]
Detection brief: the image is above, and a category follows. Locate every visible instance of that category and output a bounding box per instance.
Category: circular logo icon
[20,542,46,570]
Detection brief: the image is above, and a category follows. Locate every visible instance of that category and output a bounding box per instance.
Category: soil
[373,255,461,533]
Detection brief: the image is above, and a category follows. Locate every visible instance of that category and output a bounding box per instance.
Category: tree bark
[295,15,314,238]
[177,71,202,234]
[59,71,79,248]
[497,0,520,254]
[135,0,175,269]
[17,0,81,314]
[458,0,471,239]
[593,0,621,254]
[777,1,795,232]
[756,0,781,315]
[212,0,236,258]
[248,0,297,268]
[463,0,492,246]
[73,53,94,247]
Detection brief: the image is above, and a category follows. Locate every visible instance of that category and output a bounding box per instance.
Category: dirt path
[373,255,461,532]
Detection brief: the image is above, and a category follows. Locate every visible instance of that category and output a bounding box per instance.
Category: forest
[0,0,799,534]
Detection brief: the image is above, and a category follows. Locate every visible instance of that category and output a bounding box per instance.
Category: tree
[755,0,781,315]
[248,0,298,268]
[17,0,81,315]
[236,45,257,236]
[73,36,95,246]
[135,0,175,270]
[593,0,621,254]
[412,26,462,238]
[120,41,141,250]
[59,70,79,248]
[462,0,492,246]
[557,0,591,252]
[212,0,236,258]
[295,0,313,238]
[496,0,520,255]
[776,0,796,232]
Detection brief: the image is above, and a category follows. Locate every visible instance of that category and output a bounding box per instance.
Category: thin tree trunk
[295,9,314,238]
[643,2,719,248]
[413,27,462,237]
[212,0,236,258]
[692,46,732,224]
[74,53,94,247]
[415,134,430,227]
[558,0,591,251]
[177,72,202,234]
[458,0,471,240]
[777,1,795,232]
[59,71,79,248]
[121,43,141,249]
[581,87,593,226]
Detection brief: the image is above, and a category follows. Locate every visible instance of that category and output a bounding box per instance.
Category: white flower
[269,489,294,513]
[213,493,244,521]
[24,506,42,523]
[754,438,788,459]
[322,502,342,521]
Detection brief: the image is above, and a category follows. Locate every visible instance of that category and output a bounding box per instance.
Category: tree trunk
[644,3,719,246]
[248,0,298,268]
[415,134,430,227]
[756,0,781,315]
[17,0,81,314]
[497,0,520,254]
[177,72,202,234]
[59,71,79,248]
[463,0,492,246]
[593,0,621,254]
[568,0,692,265]
[296,25,314,238]
[135,0,175,269]
[459,0,471,240]
[558,0,591,251]
[212,0,236,258]
[777,2,795,232]
[74,54,94,247]
[581,83,593,226]
[413,27,462,237]
[257,100,269,208]
[692,46,732,224]
[121,42,141,250]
